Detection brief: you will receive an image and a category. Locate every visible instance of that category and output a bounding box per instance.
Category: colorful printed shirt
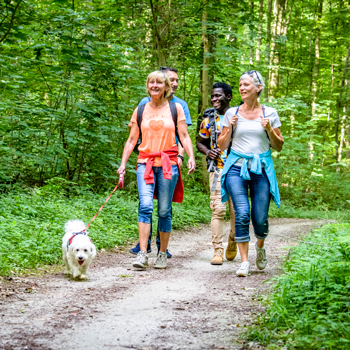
[198,112,228,169]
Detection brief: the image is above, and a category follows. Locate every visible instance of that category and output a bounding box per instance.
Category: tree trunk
[338,80,349,162]
[346,123,350,159]
[149,0,171,67]
[201,6,210,115]
[256,0,264,64]
[249,0,255,66]
[269,0,287,98]
[310,0,322,161]
[335,32,350,160]
[201,3,210,189]
[264,0,273,98]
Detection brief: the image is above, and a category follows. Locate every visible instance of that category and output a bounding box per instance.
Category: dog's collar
[66,231,90,251]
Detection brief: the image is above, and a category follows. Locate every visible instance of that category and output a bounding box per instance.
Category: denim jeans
[224,165,271,243]
[146,220,161,248]
[137,164,179,233]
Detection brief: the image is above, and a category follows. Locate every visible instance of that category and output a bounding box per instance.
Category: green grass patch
[0,184,211,275]
[246,223,350,349]
[269,201,350,222]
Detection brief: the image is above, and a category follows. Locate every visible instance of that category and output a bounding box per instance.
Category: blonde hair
[146,71,172,99]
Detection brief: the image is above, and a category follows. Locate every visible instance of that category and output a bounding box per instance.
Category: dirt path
[0,218,325,350]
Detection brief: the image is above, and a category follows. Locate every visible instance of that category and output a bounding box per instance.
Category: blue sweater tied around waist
[220,149,280,208]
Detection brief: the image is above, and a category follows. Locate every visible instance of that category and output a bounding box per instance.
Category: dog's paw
[80,274,87,279]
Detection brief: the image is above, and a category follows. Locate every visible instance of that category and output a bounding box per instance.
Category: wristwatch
[177,154,184,161]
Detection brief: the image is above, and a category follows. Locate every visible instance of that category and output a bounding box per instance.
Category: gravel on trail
[0,218,325,350]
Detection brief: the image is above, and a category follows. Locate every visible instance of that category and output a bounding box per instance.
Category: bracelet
[177,154,184,161]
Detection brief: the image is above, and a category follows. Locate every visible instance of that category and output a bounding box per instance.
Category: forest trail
[0,218,325,350]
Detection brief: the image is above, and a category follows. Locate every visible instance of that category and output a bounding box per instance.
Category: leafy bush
[268,200,350,222]
[247,224,350,349]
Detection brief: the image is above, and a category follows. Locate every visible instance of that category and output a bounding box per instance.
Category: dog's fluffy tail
[64,220,87,235]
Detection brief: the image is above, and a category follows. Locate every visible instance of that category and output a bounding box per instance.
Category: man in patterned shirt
[196,82,237,265]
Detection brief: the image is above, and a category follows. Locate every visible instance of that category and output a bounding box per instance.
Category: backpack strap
[137,104,146,132]
[227,106,239,156]
[262,105,271,145]
[209,111,217,148]
[169,101,183,148]
[133,104,146,154]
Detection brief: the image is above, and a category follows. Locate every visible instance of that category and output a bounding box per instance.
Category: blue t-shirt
[139,95,192,126]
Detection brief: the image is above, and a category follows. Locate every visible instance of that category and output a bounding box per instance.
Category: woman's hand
[117,122,140,176]
[178,120,196,174]
[229,114,238,130]
[117,164,126,175]
[187,157,196,174]
[260,116,273,132]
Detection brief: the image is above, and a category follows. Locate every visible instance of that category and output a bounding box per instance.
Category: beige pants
[209,171,235,250]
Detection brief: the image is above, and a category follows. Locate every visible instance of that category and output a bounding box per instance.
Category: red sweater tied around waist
[138,146,184,203]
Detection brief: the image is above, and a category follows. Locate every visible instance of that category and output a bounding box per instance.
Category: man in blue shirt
[130,66,192,257]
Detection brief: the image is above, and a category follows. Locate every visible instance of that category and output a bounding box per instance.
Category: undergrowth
[269,201,350,221]
[0,181,211,275]
[246,223,350,349]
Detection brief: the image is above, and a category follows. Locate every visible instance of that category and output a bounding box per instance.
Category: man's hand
[207,148,221,160]
[260,116,272,132]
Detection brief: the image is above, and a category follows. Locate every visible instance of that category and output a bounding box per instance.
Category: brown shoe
[211,248,224,265]
[226,235,237,261]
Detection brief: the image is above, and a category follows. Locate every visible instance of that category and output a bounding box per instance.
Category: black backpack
[133,101,183,154]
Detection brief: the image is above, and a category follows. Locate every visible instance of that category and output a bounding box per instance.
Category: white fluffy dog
[62,220,96,279]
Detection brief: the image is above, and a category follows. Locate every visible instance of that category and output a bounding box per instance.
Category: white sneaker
[236,262,250,277]
[133,251,148,269]
[154,251,167,269]
[255,242,267,270]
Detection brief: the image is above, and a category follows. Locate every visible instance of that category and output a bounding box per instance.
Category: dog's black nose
[78,256,83,260]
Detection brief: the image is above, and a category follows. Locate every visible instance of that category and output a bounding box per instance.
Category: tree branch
[0,0,22,44]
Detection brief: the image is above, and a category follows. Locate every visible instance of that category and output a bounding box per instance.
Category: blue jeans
[137,164,179,233]
[224,165,271,243]
[146,220,161,248]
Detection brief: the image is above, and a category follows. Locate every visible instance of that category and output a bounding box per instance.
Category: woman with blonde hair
[117,71,196,269]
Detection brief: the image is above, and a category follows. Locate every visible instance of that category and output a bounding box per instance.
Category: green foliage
[269,200,350,222]
[0,0,350,209]
[247,224,350,349]
[0,184,211,275]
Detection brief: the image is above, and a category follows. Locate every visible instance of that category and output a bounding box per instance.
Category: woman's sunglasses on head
[241,70,262,85]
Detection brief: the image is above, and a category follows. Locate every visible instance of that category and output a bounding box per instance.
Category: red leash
[82,174,124,232]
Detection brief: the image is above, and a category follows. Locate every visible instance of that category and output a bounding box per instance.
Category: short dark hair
[212,82,232,97]
[160,66,178,74]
